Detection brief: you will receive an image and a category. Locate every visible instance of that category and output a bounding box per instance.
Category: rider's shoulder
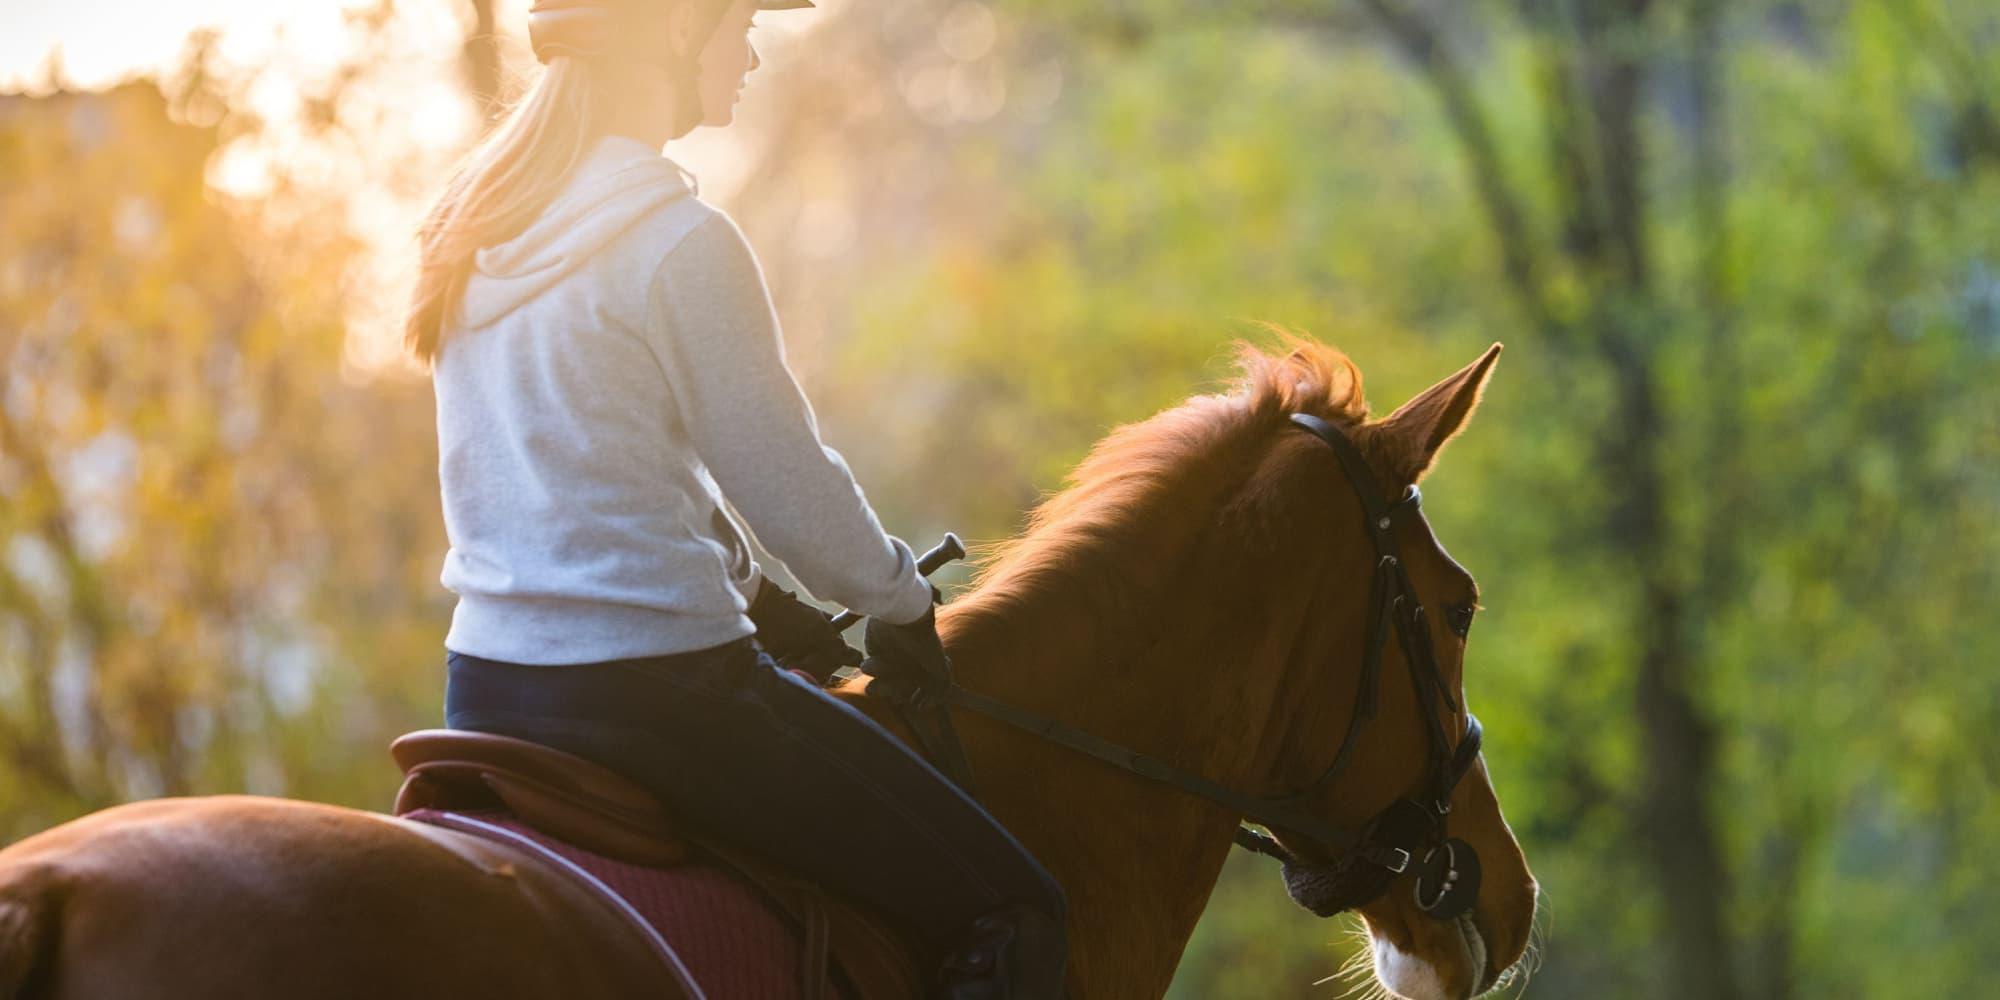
[637,199,764,289]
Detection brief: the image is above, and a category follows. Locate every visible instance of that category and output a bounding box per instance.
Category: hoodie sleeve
[644,210,935,626]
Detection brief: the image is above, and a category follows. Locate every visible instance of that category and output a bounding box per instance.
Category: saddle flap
[704,844,926,1000]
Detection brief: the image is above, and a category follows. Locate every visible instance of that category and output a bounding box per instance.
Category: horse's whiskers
[1486,884,1551,997]
[1323,944,1381,998]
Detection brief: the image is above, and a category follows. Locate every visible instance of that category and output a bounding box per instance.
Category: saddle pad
[407,808,843,1000]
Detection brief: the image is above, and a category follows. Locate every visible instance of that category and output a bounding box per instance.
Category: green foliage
[0,82,445,833]
[797,0,2000,995]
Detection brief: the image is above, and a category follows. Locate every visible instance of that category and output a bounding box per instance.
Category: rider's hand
[863,592,950,693]
[747,577,862,683]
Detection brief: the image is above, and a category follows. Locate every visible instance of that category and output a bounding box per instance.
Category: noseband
[865,412,1487,921]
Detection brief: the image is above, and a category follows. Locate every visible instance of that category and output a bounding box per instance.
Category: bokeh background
[4,1,1997,996]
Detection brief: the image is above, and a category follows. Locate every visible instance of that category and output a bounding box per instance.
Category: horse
[0,338,1535,1000]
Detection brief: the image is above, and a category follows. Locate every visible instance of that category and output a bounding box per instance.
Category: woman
[401,1,1067,996]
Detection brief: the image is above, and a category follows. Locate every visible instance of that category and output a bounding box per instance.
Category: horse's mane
[960,333,1371,624]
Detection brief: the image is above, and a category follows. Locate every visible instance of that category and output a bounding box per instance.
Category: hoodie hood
[459,134,697,331]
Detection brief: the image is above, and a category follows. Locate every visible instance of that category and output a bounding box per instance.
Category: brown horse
[0,339,1535,1000]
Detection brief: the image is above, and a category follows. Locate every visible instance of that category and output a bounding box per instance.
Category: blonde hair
[404,57,611,365]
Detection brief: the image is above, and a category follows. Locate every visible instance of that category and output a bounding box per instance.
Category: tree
[729,0,2000,994]
[0,72,446,834]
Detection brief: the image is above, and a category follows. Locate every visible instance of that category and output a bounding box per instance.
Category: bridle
[864,412,1487,921]
[1264,412,1484,920]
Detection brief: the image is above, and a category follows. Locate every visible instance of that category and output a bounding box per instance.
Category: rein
[861,412,1486,919]
[916,673,1415,870]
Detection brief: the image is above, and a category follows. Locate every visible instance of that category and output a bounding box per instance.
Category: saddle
[391,729,924,1000]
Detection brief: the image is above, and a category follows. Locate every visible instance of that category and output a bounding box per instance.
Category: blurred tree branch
[0,560,93,805]
[0,403,115,795]
[1351,0,1565,343]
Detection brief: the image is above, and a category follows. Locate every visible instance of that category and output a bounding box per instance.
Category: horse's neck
[934,578,1309,998]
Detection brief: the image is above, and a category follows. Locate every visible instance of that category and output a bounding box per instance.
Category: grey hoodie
[435,133,933,665]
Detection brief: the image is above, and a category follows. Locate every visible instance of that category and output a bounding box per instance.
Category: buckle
[1380,847,1413,873]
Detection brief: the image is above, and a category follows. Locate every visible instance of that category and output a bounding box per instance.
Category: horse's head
[941,336,1535,998]
[1251,343,1536,998]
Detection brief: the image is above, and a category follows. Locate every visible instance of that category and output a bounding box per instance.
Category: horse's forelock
[1234,329,1371,428]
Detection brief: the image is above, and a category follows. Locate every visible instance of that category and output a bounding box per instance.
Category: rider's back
[435,134,931,666]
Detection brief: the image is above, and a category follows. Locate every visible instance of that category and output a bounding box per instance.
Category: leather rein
[862,413,1486,918]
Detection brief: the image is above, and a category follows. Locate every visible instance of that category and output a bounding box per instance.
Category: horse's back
[0,795,681,1000]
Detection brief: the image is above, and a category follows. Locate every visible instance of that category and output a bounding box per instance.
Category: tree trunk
[1437,1,1745,994]
[1579,3,1740,996]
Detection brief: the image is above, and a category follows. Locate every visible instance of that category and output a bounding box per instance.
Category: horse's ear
[1373,343,1502,484]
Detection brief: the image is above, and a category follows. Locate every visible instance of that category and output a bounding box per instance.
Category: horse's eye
[1448,603,1476,638]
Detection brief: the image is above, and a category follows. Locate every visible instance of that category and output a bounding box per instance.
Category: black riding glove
[863,596,951,696]
[747,577,862,684]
